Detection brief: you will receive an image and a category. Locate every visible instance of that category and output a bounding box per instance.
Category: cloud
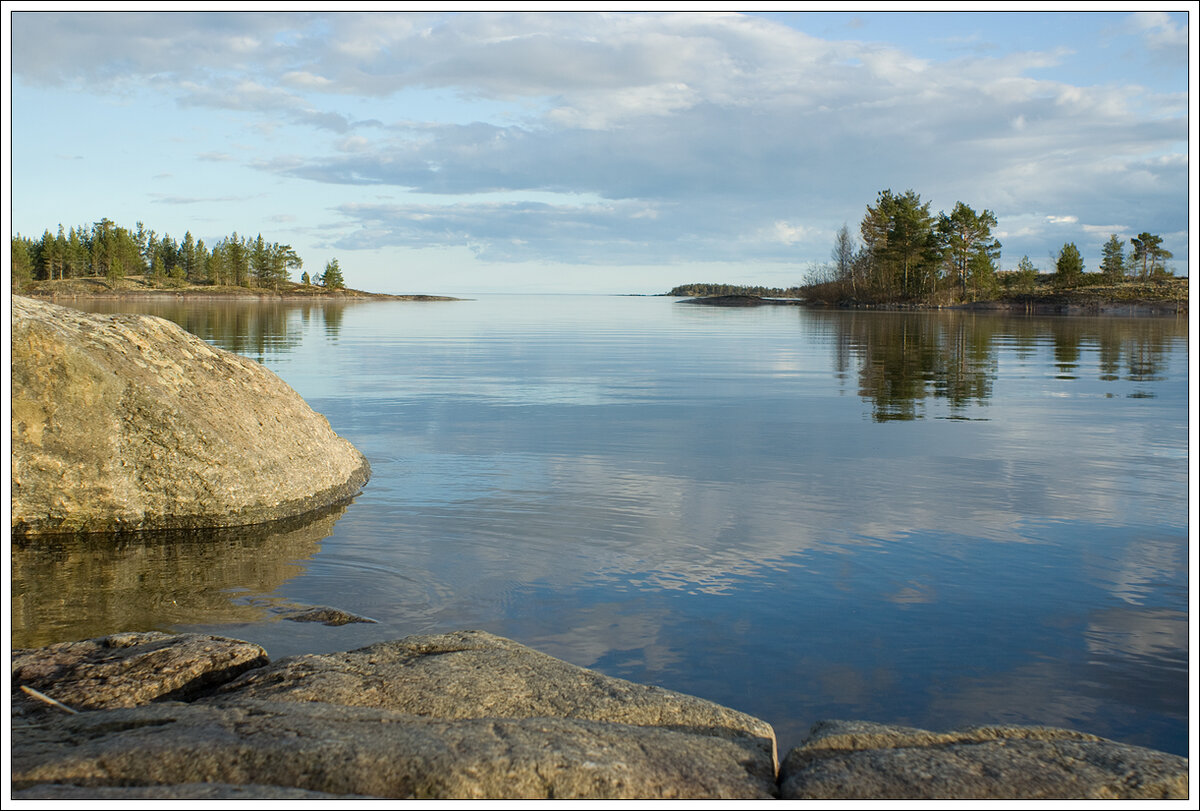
[1046,215,1079,224]
[8,11,1190,270]
[152,193,263,205]
[1128,11,1188,52]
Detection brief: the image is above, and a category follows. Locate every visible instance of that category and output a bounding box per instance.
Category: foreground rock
[11,631,776,799]
[208,629,774,759]
[11,632,267,718]
[10,296,370,534]
[10,631,1188,800]
[779,719,1188,800]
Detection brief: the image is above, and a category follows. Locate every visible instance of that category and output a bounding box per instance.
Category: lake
[10,294,1191,758]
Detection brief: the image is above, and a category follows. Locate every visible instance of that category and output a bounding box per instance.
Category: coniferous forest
[10,218,346,292]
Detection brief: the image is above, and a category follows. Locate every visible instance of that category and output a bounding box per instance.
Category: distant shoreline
[15,277,461,302]
[671,278,1188,317]
[678,294,1185,317]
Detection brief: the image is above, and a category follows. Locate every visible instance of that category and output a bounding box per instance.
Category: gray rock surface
[210,629,775,764]
[10,633,1189,800]
[11,632,268,718]
[10,295,370,534]
[779,719,1189,800]
[11,700,777,799]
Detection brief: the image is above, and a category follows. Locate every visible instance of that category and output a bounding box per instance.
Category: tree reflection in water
[813,311,1183,421]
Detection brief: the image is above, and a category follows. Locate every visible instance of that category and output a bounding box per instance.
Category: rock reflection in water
[10,504,347,649]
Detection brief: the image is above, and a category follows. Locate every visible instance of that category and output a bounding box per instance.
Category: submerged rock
[10,296,370,534]
[278,605,378,626]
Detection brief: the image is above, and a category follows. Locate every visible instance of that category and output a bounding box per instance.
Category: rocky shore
[10,630,1189,800]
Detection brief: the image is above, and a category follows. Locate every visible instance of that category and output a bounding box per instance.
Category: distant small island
[671,189,1185,316]
[671,277,1186,316]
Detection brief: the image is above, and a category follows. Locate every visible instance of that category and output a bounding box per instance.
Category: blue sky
[5,6,1194,295]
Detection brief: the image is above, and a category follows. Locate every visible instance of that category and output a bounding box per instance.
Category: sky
[4,5,1195,295]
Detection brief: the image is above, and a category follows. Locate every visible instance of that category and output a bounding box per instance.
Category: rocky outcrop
[10,296,370,534]
[9,631,1189,800]
[206,629,775,756]
[11,632,268,715]
[11,631,777,799]
[779,719,1188,800]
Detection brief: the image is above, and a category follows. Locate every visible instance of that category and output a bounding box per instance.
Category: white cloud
[1081,224,1129,235]
[7,10,1190,273]
[767,221,815,246]
[1129,11,1187,51]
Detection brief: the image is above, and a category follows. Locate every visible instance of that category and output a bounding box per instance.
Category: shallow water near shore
[12,294,1191,758]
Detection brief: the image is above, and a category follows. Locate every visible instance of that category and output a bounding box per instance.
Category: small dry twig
[20,685,79,714]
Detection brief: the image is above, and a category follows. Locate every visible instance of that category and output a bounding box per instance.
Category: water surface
[12,295,1190,757]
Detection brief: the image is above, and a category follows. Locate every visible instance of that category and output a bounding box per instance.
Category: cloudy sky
[6,6,1194,294]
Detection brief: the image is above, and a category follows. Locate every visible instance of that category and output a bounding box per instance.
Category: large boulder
[779,719,1189,800]
[10,296,370,534]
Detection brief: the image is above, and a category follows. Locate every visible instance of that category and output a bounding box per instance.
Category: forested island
[8,217,431,299]
[671,189,1185,313]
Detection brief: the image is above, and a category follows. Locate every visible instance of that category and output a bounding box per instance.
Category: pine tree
[251,234,271,287]
[937,202,1001,301]
[182,231,200,283]
[11,237,34,290]
[1099,234,1126,282]
[1013,255,1038,293]
[321,258,345,289]
[860,189,940,299]
[1054,243,1084,288]
[1129,232,1173,278]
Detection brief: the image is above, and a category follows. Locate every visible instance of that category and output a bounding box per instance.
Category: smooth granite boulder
[10,295,370,534]
[779,719,1189,800]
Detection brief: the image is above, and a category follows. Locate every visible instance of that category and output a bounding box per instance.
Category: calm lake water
[11,295,1191,757]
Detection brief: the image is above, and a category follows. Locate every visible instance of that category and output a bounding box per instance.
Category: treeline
[11,218,346,291]
[805,189,1175,304]
[668,283,808,298]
